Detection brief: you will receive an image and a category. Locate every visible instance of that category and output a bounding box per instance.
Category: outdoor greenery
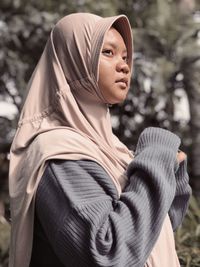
[0,0,200,266]
[175,196,200,267]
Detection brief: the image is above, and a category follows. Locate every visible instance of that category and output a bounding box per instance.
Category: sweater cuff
[175,158,191,193]
[135,127,181,155]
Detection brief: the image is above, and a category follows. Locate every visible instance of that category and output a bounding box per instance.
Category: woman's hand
[177,150,186,163]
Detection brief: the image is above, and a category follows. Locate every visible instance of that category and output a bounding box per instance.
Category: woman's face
[98,27,131,104]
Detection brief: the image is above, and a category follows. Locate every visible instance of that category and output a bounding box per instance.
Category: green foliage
[175,196,200,267]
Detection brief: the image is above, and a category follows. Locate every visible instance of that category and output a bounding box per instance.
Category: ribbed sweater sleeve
[35,127,181,267]
[169,158,192,231]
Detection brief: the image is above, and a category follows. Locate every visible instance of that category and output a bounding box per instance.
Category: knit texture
[169,158,192,230]
[30,127,191,267]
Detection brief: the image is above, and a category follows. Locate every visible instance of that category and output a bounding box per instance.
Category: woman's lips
[116,77,128,88]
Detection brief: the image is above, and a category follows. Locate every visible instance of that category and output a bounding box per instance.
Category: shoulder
[40,159,119,200]
[48,159,110,180]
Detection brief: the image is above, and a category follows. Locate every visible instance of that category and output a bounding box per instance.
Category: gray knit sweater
[30,127,191,267]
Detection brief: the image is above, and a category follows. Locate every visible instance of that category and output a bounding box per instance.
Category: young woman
[9,12,191,267]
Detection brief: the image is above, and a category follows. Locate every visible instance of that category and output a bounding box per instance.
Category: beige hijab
[9,12,179,267]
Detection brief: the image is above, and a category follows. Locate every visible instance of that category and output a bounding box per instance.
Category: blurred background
[0,0,200,266]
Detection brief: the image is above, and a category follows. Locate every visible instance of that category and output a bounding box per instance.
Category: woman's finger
[177,151,186,163]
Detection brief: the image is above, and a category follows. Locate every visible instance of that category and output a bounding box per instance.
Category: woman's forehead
[103,27,128,52]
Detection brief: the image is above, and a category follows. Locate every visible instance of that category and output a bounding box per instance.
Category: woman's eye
[123,56,128,63]
[102,49,113,56]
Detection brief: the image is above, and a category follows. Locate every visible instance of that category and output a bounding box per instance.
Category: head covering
[9,12,134,267]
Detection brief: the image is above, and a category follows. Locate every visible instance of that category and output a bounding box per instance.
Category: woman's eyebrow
[103,41,127,53]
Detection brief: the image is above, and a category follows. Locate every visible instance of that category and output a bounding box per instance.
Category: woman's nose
[116,59,130,74]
